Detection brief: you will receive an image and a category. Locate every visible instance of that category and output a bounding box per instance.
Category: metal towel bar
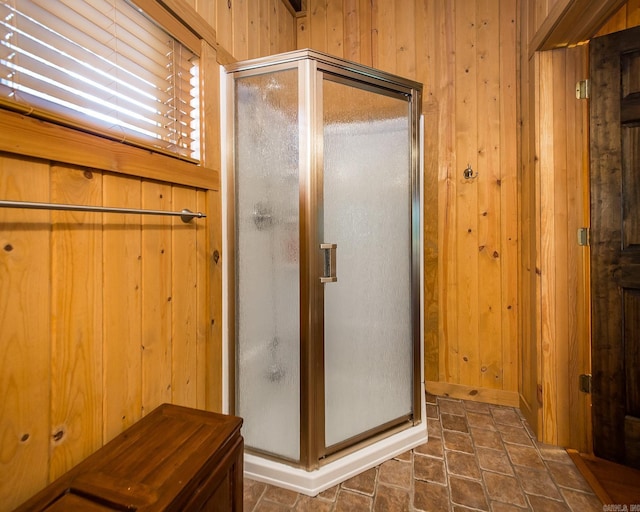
[0,200,205,223]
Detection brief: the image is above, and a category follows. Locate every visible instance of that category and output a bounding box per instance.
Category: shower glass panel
[234,69,300,461]
[227,51,423,476]
[322,78,413,449]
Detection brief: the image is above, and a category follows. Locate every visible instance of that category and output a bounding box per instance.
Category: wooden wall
[4,0,640,508]
[0,2,298,508]
[0,44,221,510]
[191,0,522,407]
[0,129,213,509]
[187,0,297,60]
[296,0,520,406]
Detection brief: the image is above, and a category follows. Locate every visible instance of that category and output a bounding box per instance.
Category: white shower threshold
[243,390,428,497]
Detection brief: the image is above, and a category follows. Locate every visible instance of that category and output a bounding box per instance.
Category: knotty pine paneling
[49,165,103,481]
[521,9,592,449]
[9,1,640,508]
[185,0,298,60]
[518,44,540,436]
[0,154,214,511]
[298,0,519,404]
[141,180,173,413]
[170,185,200,408]
[102,173,143,442]
[0,157,51,508]
[0,37,229,508]
[596,0,640,35]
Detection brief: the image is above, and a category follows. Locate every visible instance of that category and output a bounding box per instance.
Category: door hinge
[576,79,590,99]
[579,374,592,394]
[577,227,590,246]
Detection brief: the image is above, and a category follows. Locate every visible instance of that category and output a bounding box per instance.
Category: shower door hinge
[576,79,590,99]
[579,374,592,394]
[577,227,589,246]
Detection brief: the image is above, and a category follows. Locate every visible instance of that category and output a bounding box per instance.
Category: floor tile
[244,478,267,510]
[476,446,514,475]
[263,485,299,506]
[546,459,594,492]
[394,450,412,462]
[244,397,602,512]
[505,443,546,470]
[463,400,492,415]
[254,502,291,511]
[466,411,497,431]
[537,443,574,463]
[428,418,443,438]
[442,413,469,433]
[317,485,338,501]
[373,484,411,512]
[439,398,466,416]
[559,488,603,512]
[293,495,333,512]
[483,472,527,508]
[443,430,474,453]
[497,423,535,446]
[378,458,412,488]
[526,494,571,511]
[414,453,447,484]
[414,480,450,511]
[414,436,444,458]
[425,392,438,404]
[449,475,489,510]
[471,427,505,451]
[446,450,482,480]
[491,407,523,427]
[491,502,530,511]
[334,489,373,512]
[513,465,562,499]
[342,467,377,495]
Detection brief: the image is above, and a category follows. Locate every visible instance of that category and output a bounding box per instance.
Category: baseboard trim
[425,381,519,407]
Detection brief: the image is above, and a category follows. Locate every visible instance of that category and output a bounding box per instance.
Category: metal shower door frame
[225,50,423,471]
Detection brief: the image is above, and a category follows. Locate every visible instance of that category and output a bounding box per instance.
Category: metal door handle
[320,243,337,283]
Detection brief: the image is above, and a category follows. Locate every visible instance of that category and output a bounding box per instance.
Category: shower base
[243,390,427,497]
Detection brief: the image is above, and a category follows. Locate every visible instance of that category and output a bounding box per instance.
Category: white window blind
[0,0,200,161]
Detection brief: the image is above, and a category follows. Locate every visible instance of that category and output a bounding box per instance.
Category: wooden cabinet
[13,404,243,511]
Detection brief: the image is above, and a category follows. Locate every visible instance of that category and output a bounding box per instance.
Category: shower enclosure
[224,50,425,495]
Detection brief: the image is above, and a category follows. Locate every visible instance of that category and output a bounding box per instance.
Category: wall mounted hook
[463,164,478,180]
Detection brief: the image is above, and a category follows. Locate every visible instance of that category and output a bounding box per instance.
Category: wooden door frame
[520,0,627,453]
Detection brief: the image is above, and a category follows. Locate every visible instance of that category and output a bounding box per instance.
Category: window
[0,0,200,161]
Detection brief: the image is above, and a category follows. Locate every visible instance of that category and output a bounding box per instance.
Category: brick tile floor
[243,394,603,511]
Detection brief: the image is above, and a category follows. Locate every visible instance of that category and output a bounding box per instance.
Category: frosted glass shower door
[234,68,301,462]
[322,77,415,449]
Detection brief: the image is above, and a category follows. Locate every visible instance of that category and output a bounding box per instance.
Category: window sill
[0,109,219,191]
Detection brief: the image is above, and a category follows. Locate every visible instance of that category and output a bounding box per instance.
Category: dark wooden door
[590,24,640,469]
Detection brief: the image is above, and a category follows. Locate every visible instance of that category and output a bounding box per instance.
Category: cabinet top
[13,404,243,512]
